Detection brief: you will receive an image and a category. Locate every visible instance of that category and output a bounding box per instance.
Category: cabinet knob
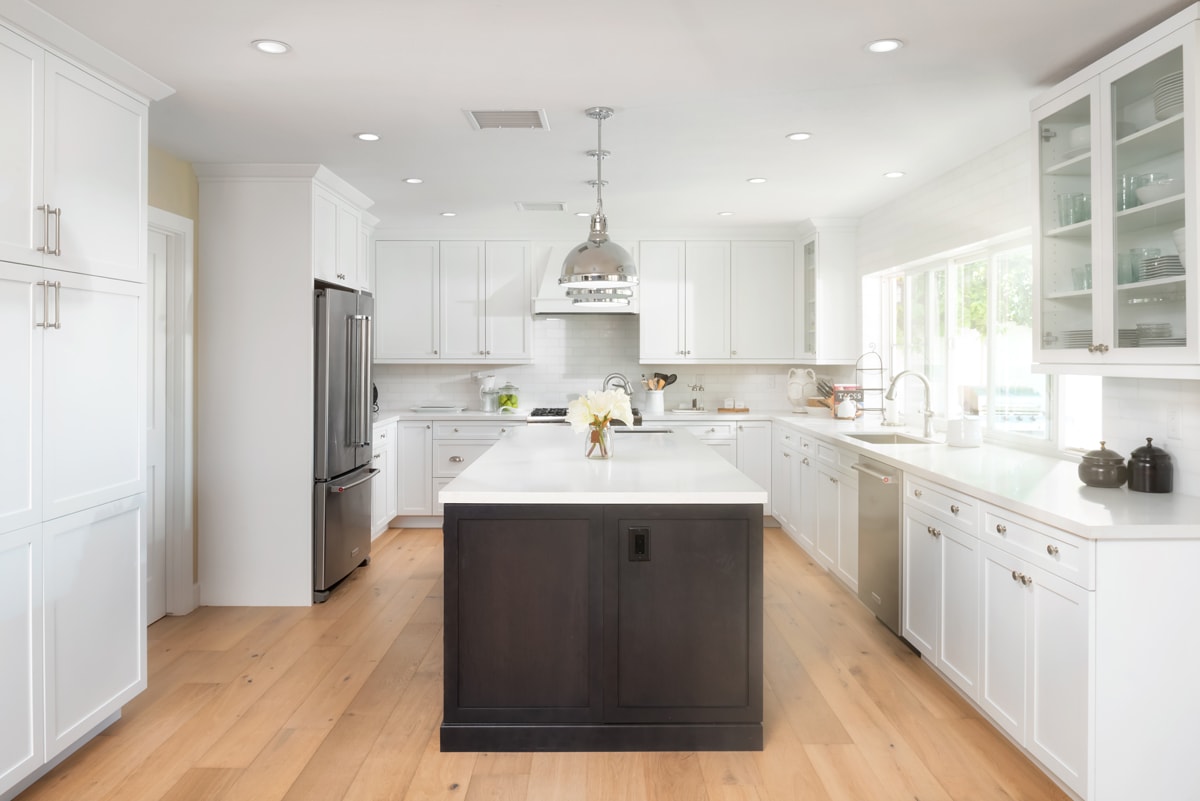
[379,432,387,439]
[453,427,459,432]
[426,424,431,429]
[932,527,941,537]
[449,456,464,463]
[829,476,838,484]
[950,504,960,515]
[1021,573,1032,586]
[731,350,737,355]
[500,428,508,434]
[996,523,1007,534]
[802,457,809,465]
[486,350,491,355]
[686,350,692,355]
[784,452,791,459]
[433,349,439,355]
[337,272,346,280]
[914,488,923,498]
[1046,544,1059,557]
[707,427,716,433]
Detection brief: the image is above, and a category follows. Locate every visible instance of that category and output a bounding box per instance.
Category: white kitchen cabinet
[814,453,858,592]
[397,422,434,516]
[902,505,981,699]
[357,213,377,292]
[0,26,147,284]
[980,542,1091,798]
[794,443,817,555]
[667,421,736,463]
[730,242,795,359]
[375,241,439,359]
[312,183,364,289]
[0,264,146,534]
[429,422,520,515]
[797,221,858,365]
[42,495,146,760]
[735,422,771,512]
[770,428,796,532]
[1032,12,1200,374]
[0,524,42,798]
[370,421,397,538]
[376,240,531,364]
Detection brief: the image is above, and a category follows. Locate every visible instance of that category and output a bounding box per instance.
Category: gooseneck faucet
[884,370,935,439]
[602,372,632,395]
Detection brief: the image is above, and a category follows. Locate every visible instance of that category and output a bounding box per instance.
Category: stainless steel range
[527,406,642,425]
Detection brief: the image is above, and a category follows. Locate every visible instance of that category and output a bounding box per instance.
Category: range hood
[532,241,640,314]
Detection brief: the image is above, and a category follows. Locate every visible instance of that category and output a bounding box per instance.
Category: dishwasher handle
[851,462,896,484]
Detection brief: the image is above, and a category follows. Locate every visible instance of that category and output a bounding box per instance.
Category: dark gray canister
[1128,437,1173,493]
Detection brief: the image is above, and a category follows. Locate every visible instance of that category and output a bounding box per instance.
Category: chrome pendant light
[559,106,638,306]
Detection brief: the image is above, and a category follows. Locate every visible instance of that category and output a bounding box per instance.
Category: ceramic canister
[1128,437,1173,493]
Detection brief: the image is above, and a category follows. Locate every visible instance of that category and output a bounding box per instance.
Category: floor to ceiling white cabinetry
[0,14,154,797]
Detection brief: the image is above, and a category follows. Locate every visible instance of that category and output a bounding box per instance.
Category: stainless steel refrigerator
[313,285,375,602]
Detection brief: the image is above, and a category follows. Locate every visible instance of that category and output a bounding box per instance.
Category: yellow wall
[148,146,198,220]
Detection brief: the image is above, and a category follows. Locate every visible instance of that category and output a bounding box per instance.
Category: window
[871,237,1099,451]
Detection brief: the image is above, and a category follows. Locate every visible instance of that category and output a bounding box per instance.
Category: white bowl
[1136,179,1179,205]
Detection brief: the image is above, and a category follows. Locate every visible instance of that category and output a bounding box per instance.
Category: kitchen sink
[612,427,673,434]
[845,432,932,445]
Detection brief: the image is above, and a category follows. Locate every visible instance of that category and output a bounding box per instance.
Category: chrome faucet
[602,372,632,395]
[884,370,935,439]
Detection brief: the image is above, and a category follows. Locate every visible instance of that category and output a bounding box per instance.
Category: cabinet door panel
[797,454,817,553]
[0,265,42,535]
[770,441,792,533]
[0,28,43,268]
[835,468,858,591]
[439,242,484,359]
[41,271,145,521]
[336,202,359,284]
[939,526,980,698]
[979,545,1027,742]
[735,422,771,512]
[43,496,145,759]
[902,510,940,658]
[683,241,730,359]
[1027,568,1091,797]
[312,188,339,284]
[396,423,431,515]
[483,241,531,359]
[0,524,42,796]
[815,465,839,571]
[370,446,387,537]
[638,242,684,359]
[375,241,438,359]
[43,55,145,283]
[730,242,794,359]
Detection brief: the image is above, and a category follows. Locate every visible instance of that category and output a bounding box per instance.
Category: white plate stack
[1059,329,1094,349]
[1154,71,1183,121]
[1140,254,1184,279]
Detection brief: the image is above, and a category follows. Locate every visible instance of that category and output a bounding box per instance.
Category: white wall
[854,132,1200,496]
[375,314,854,414]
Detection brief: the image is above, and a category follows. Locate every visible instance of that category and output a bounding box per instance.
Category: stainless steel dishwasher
[852,458,903,637]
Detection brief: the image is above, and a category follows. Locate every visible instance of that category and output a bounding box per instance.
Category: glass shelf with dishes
[1033,20,1198,369]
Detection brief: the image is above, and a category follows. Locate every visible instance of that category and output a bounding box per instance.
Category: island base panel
[440,723,763,752]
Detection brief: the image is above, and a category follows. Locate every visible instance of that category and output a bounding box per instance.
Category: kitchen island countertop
[439,424,768,505]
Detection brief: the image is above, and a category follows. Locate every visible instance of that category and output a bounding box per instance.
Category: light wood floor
[20,527,1070,801]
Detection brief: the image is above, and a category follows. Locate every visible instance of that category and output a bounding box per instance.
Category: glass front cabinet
[1033,15,1199,372]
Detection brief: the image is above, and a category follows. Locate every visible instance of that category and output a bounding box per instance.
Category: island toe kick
[440,502,764,751]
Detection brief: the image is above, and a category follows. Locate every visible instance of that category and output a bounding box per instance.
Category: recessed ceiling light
[785,132,812,141]
[883,171,906,179]
[866,38,903,53]
[718,211,735,217]
[404,177,423,184]
[440,212,456,217]
[251,39,291,54]
[747,177,767,184]
[355,132,380,142]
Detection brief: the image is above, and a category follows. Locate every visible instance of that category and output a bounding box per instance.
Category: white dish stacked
[1154,71,1183,121]
[1139,254,1184,279]
[1136,321,1183,347]
[1058,329,1093,348]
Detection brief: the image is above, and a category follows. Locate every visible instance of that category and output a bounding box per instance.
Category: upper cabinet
[638,239,795,363]
[0,25,147,283]
[374,240,532,364]
[313,181,372,291]
[1033,11,1200,375]
[797,221,859,365]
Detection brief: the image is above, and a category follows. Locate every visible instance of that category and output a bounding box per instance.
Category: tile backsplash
[374,314,853,413]
[1103,377,1200,497]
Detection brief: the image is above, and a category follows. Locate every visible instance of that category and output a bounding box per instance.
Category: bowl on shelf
[1135,178,1179,205]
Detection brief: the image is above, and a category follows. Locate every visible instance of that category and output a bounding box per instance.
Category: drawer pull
[500,428,507,434]
[829,476,838,484]
[453,427,460,433]
[996,524,1007,535]
[914,488,923,498]
[950,504,960,515]
[1046,544,1059,557]
[449,456,464,463]
[801,457,809,465]
[379,432,386,439]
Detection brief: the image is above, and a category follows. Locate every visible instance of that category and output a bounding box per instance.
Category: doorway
[147,207,196,621]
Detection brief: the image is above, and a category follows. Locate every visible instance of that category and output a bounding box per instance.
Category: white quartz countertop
[439,425,768,505]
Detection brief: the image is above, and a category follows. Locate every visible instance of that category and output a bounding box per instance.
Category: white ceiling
[23,0,1197,231]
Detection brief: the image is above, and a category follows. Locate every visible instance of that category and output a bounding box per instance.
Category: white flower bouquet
[565,389,634,431]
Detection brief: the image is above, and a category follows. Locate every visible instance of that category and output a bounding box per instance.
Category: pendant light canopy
[559,106,638,306]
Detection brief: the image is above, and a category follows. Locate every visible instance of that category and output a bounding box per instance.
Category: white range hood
[531,241,640,314]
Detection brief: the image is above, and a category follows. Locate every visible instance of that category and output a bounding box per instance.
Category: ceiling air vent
[515,201,567,212]
[466,109,549,130]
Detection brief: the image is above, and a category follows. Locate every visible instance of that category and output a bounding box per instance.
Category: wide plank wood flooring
[19,527,1070,801]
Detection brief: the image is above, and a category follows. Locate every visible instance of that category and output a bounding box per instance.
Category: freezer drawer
[313,465,375,597]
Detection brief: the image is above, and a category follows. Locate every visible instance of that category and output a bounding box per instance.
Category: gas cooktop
[527,407,641,424]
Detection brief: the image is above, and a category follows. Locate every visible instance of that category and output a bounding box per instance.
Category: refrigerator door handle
[358,314,372,446]
[330,467,379,493]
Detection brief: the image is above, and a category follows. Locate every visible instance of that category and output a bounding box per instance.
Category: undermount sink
[845,432,932,445]
[612,427,673,434]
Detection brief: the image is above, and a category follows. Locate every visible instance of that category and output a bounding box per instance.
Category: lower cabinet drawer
[982,505,1094,589]
[434,442,492,476]
[670,422,736,440]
